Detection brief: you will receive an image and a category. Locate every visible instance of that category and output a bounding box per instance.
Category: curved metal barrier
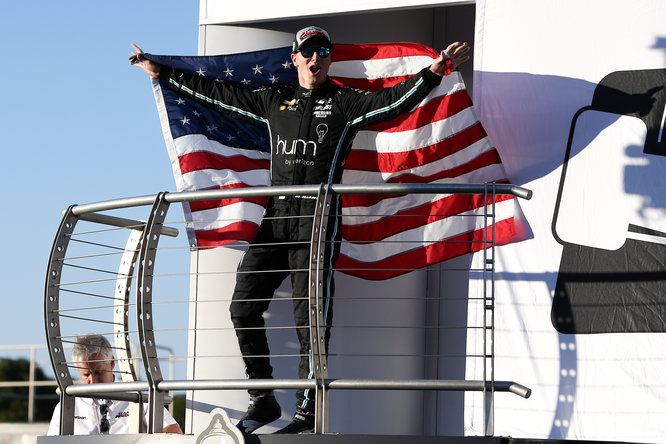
[44,183,532,435]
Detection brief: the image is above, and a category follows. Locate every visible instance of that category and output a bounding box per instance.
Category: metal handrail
[62,378,531,398]
[67,183,531,216]
[45,183,532,435]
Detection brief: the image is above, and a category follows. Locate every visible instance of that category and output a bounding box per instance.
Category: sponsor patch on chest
[279,98,299,111]
[313,98,333,118]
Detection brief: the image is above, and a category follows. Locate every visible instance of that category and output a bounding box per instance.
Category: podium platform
[38,434,648,444]
[244,435,645,444]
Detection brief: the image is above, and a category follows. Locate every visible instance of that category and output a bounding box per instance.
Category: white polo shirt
[47,397,179,435]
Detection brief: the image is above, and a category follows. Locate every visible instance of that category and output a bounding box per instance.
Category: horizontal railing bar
[147,325,477,333]
[0,381,58,388]
[76,212,179,238]
[58,331,139,341]
[64,378,529,399]
[139,267,487,279]
[54,304,126,313]
[61,384,170,404]
[159,379,316,391]
[170,184,532,201]
[154,379,530,398]
[143,295,483,304]
[60,251,138,262]
[328,380,532,398]
[59,288,122,300]
[67,183,532,216]
[65,381,149,395]
[333,183,532,200]
[67,238,128,251]
[62,262,132,277]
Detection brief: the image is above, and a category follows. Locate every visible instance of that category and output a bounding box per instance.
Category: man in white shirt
[47,335,182,435]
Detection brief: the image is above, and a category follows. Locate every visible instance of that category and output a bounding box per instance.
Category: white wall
[199,0,474,26]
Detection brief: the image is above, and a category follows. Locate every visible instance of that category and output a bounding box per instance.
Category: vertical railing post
[136,192,170,433]
[309,185,333,434]
[482,183,497,436]
[28,346,36,423]
[44,206,79,435]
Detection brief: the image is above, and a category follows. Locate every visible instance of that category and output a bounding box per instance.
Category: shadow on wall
[475,51,666,437]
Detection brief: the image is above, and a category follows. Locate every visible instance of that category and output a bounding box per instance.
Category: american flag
[147,43,517,280]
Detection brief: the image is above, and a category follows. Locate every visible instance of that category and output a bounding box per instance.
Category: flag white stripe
[182,168,270,191]
[412,73,467,104]
[153,79,187,192]
[173,134,272,160]
[350,106,481,153]
[342,136,496,183]
[187,202,266,232]
[329,55,437,79]
[341,164,509,224]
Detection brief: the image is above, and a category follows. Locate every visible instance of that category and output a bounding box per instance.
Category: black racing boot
[273,408,315,434]
[236,392,281,434]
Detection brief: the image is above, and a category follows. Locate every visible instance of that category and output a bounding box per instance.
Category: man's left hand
[430,41,470,76]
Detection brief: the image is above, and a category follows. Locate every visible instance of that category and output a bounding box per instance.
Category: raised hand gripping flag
[148,43,517,280]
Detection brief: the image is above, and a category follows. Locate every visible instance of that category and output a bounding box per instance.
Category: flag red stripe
[385,149,503,184]
[363,90,473,133]
[336,218,516,280]
[342,149,505,208]
[344,122,488,172]
[332,42,439,61]
[342,192,514,242]
[179,151,270,175]
[188,183,269,212]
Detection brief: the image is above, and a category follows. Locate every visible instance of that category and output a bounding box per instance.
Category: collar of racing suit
[295,77,336,99]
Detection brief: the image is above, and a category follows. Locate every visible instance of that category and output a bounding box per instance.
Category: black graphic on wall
[552,69,666,334]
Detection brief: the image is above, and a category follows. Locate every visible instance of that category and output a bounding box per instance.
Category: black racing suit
[159,64,443,414]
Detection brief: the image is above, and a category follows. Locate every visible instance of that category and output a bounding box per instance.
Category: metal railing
[44,183,532,435]
[0,344,57,423]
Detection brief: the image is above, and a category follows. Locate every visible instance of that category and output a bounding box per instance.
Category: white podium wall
[185,5,476,435]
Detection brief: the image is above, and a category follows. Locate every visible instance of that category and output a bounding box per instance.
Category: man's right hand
[129,43,160,78]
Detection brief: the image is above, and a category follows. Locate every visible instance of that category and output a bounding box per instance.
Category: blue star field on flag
[147,48,298,152]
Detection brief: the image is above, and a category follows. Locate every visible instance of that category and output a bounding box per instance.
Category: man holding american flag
[131,26,469,434]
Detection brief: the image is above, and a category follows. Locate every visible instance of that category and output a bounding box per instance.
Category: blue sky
[0,2,199,374]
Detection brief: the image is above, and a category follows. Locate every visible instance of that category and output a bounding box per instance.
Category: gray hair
[72,334,114,363]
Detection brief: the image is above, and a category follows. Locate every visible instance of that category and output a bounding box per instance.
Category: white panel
[186,246,250,434]
[327,271,429,435]
[199,0,474,25]
[198,26,293,55]
[473,0,666,442]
